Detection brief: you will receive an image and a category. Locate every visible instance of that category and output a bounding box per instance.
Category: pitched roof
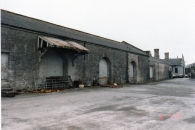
[164,58,182,65]
[1,10,147,56]
[149,57,170,64]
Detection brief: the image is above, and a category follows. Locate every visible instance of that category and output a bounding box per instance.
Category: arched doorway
[129,61,137,83]
[99,57,111,85]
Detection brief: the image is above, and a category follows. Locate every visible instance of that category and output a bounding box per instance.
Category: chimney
[164,52,169,59]
[154,49,160,59]
[145,51,152,57]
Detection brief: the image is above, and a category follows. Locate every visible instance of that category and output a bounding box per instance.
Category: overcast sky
[1,0,195,64]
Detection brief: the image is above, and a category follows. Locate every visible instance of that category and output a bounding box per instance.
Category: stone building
[146,49,171,81]
[1,10,149,89]
[164,53,185,77]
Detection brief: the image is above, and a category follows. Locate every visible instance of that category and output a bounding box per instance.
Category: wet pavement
[1,78,195,130]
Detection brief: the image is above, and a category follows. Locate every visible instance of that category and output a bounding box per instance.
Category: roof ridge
[1,9,147,56]
[166,58,182,60]
[122,41,146,53]
[1,9,121,44]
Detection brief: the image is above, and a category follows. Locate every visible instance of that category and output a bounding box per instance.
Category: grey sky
[1,0,195,64]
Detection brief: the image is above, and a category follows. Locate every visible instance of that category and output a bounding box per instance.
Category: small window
[175,68,178,73]
[38,38,48,48]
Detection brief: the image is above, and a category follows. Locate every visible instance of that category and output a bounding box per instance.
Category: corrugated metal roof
[39,36,89,53]
[1,10,147,56]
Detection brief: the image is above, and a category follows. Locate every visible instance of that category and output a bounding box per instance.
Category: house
[1,10,149,90]
[164,53,185,77]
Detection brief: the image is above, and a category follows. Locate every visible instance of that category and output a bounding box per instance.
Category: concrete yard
[1,78,195,130]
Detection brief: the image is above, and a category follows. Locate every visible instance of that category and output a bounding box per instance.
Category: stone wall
[83,43,127,85]
[128,53,149,83]
[158,63,169,80]
[1,27,39,89]
[152,63,169,81]
[137,55,149,83]
[1,26,149,89]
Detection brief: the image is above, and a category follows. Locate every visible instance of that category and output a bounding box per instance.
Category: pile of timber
[100,84,123,88]
[39,89,61,93]
[1,88,18,97]
[2,87,64,97]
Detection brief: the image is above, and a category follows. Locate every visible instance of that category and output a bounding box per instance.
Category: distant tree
[186,67,195,74]
[185,68,191,74]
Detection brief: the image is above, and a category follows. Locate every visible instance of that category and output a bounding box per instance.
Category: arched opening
[99,57,111,85]
[129,61,137,83]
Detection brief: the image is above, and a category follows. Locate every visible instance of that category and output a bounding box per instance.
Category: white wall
[172,66,184,75]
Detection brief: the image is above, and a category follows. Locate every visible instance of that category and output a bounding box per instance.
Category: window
[175,68,178,73]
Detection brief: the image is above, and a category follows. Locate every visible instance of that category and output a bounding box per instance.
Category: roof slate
[1,10,147,56]
[164,59,182,66]
[149,57,169,64]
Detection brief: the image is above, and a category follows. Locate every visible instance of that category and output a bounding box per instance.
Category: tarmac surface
[1,78,195,130]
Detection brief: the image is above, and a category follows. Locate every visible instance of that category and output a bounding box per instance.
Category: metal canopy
[38,36,90,53]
